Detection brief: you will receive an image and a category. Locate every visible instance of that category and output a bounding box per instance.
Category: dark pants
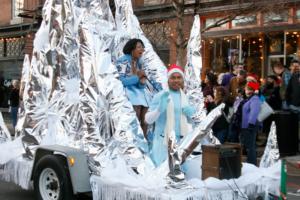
[213,129,228,144]
[11,106,18,127]
[227,123,239,143]
[240,126,258,165]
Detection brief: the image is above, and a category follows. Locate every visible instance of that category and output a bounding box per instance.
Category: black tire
[33,154,75,200]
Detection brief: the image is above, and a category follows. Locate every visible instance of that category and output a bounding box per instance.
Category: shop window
[206,36,240,73]
[266,32,284,55]
[11,0,24,24]
[296,9,300,19]
[242,36,263,76]
[264,11,288,24]
[232,15,257,27]
[285,31,300,66]
[205,18,227,29]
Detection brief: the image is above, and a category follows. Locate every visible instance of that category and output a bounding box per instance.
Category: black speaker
[202,143,242,180]
[273,111,299,157]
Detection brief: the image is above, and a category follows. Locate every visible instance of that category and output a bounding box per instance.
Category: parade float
[0,0,281,199]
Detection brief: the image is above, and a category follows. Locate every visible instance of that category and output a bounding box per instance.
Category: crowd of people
[117,38,300,167]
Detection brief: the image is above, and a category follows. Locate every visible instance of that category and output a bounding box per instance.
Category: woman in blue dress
[116,39,149,138]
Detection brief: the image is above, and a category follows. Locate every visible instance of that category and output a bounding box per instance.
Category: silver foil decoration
[15,54,31,137]
[0,112,11,143]
[9,0,151,175]
[259,121,280,168]
[184,15,220,147]
[0,157,33,189]
[184,15,206,123]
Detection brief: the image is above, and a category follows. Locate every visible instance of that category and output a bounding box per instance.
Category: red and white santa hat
[168,64,184,78]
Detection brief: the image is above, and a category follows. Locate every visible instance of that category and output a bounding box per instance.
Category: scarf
[164,89,192,145]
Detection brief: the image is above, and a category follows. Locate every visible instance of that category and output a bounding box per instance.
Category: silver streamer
[184,15,206,123]
[259,121,280,168]
[0,157,33,190]
[0,112,11,143]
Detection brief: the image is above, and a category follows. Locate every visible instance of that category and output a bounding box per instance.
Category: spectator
[261,75,282,138]
[272,62,292,109]
[240,82,261,165]
[262,75,282,110]
[9,80,20,128]
[228,69,247,103]
[289,59,300,74]
[228,88,245,143]
[145,65,196,166]
[221,63,244,88]
[206,86,230,144]
[202,71,218,98]
[116,38,148,138]
[285,63,300,113]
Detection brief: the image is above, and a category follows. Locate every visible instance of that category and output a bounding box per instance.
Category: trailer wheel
[33,155,74,200]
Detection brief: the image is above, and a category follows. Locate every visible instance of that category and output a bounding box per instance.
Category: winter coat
[241,95,261,129]
[285,72,300,107]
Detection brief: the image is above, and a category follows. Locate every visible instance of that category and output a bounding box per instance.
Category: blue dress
[116,54,149,107]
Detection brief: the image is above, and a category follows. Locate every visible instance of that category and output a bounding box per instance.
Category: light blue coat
[149,90,194,166]
[116,54,149,107]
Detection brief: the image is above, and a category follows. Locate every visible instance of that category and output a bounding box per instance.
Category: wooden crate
[202,143,242,180]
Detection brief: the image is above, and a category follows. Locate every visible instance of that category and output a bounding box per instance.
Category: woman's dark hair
[206,72,218,86]
[123,38,145,54]
[214,86,228,104]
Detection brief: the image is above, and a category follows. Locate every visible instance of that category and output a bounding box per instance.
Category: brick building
[0,0,42,107]
[135,0,300,79]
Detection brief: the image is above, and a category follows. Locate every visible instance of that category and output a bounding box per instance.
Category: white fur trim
[167,69,184,78]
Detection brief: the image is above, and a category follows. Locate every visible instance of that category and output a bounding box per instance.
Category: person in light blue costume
[145,64,196,167]
[116,39,149,138]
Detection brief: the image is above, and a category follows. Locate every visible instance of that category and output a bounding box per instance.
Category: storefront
[202,7,300,78]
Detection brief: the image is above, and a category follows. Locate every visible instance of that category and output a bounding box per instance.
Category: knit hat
[246,73,258,83]
[247,81,260,91]
[168,64,184,78]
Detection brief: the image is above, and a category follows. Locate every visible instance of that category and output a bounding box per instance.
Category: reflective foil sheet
[15,55,31,137]
[174,103,225,165]
[184,15,219,146]
[184,15,206,123]
[259,121,280,168]
[11,0,152,175]
[0,112,11,143]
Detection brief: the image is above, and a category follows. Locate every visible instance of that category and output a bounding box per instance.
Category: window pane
[232,15,256,27]
[264,11,288,23]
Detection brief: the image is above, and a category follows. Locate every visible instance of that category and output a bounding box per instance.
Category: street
[0,180,34,200]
